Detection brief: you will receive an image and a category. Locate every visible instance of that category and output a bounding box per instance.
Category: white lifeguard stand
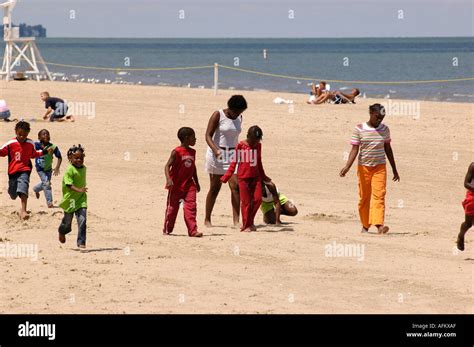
[0,0,51,81]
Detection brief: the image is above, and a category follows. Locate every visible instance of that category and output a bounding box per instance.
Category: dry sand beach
[0,81,472,313]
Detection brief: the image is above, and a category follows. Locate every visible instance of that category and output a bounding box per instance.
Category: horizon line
[40,35,474,40]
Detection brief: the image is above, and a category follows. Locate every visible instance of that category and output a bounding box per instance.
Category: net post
[213,63,218,96]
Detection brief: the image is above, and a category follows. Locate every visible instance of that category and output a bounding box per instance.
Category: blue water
[3,37,474,102]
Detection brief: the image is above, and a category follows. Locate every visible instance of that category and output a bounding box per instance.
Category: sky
[9,0,474,38]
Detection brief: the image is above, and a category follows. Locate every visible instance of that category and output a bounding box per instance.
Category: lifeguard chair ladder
[0,0,51,81]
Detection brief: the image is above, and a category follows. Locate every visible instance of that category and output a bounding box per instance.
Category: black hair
[177,127,195,142]
[15,121,30,132]
[369,103,386,116]
[227,95,248,111]
[38,129,50,137]
[247,125,263,140]
[67,144,85,157]
[354,88,361,96]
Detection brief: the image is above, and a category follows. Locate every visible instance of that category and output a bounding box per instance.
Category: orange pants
[357,164,387,229]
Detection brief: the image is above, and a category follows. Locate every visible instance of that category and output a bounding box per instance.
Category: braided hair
[67,144,85,158]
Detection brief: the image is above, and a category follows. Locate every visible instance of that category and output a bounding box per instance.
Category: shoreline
[2,79,472,105]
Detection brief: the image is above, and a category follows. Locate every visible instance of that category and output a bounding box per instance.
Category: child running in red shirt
[457,162,474,251]
[0,121,53,220]
[163,127,202,237]
[221,125,271,232]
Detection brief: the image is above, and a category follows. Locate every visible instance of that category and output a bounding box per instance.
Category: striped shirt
[351,122,391,167]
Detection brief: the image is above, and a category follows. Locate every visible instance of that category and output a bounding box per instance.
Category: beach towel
[273,97,294,104]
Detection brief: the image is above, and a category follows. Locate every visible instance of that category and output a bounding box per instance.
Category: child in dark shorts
[0,121,53,219]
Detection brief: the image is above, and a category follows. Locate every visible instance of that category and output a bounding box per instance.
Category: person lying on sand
[261,180,298,225]
[40,92,75,122]
[457,162,474,251]
[312,88,361,104]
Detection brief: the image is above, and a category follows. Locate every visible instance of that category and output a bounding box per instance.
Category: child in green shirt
[58,145,88,248]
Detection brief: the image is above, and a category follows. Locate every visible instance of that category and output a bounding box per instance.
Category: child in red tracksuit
[163,127,203,237]
[458,162,474,251]
[0,121,53,220]
[221,125,271,232]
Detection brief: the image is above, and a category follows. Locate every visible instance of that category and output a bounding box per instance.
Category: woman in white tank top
[204,95,246,227]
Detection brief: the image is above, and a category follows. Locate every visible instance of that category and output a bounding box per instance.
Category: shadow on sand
[72,247,122,253]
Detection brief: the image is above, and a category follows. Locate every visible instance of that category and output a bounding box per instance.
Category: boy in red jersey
[457,162,474,251]
[163,127,202,237]
[221,125,271,232]
[0,121,53,220]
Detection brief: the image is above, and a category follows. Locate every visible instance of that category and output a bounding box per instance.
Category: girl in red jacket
[221,126,271,232]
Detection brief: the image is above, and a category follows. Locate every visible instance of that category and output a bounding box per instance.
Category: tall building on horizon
[0,23,46,38]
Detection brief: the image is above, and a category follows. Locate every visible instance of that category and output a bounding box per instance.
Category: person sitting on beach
[307,81,328,104]
[0,99,17,122]
[313,88,360,105]
[261,180,298,225]
[40,92,75,122]
[333,88,361,104]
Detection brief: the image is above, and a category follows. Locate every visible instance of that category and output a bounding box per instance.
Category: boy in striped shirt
[340,104,400,234]
[0,121,54,220]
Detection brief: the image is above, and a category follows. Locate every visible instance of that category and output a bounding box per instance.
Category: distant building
[0,23,46,38]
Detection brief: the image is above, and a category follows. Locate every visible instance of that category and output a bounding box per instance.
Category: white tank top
[212,109,242,148]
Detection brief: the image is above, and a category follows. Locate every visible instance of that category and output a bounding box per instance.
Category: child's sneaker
[78,244,86,249]
[189,231,203,238]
